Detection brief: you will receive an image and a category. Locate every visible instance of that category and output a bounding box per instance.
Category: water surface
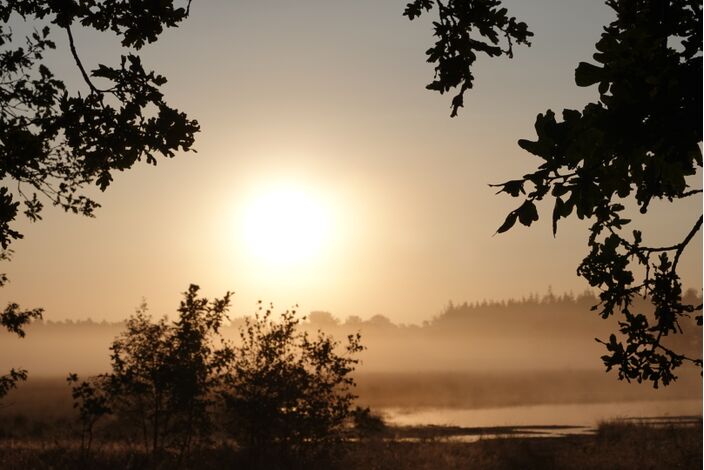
[382,399,702,440]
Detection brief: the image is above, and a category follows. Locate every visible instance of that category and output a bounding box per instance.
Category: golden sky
[2,0,701,323]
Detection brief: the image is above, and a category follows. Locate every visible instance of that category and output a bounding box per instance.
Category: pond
[381,399,702,440]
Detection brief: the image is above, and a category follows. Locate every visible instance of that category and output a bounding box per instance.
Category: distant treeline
[28,289,702,332]
[4,290,701,375]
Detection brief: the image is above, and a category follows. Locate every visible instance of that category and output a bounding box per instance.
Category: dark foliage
[65,373,111,455]
[408,0,703,386]
[64,286,366,467]
[223,302,364,465]
[404,0,532,117]
[0,274,42,398]
[68,285,234,457]
[351,406,387,439]
[1,0,197,403]
[0,1,198,249]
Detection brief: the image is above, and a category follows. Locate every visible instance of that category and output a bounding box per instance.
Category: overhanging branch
[673,215,702,272]
[65,24,108,95]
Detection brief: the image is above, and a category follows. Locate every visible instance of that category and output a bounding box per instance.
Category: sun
[241,185,331,267]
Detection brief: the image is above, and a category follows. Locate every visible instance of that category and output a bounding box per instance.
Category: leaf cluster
[404,0,532,116]
[2,1,192,49]
[0,296,42,399]
[0,1,198,249]
[488,0,702,386]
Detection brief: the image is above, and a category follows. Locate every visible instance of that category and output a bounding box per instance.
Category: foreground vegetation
[0,420,699,469]
[2,284,369,468]
[2,285,700,469]
[344,421,702,470]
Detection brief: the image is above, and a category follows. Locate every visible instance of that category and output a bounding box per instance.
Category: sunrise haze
[2,0,701,324]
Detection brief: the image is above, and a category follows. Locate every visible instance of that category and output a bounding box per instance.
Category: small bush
[223,302,364,465]
[352,406,387,439]
[68,285,234,457]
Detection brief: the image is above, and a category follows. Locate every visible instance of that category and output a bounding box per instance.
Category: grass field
[0,420,700,469]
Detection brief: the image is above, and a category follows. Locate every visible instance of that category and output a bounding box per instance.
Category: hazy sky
[3,0,701,323]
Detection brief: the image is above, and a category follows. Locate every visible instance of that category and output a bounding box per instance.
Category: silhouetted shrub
[351,406,387,439]
[66,373,111,455]
[68,285,233,457]
[223,302,364,465]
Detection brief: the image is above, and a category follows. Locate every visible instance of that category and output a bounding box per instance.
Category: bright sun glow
[241,185,331,267]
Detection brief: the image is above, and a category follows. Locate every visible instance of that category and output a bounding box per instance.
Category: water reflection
[383,399,702,439]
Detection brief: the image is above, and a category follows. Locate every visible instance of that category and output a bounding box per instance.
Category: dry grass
[0,419,700,469]
[337,420,702,470]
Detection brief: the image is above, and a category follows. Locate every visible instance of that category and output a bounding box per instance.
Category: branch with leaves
[0,300,43,399]
[0,1,199,249]
[404,0,532,116]
[409,0,702,386]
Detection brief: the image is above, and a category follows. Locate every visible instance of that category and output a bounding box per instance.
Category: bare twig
[65,24,107,95]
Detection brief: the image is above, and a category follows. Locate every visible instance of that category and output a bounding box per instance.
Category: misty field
[1,296,701,470]
[2,294,702,469]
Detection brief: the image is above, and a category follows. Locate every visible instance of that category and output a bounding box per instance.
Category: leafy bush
[223,302,364,463]
[66,373,111,454]
[68,286,366,467]
[352,406,387,439]
[68,285,233,456]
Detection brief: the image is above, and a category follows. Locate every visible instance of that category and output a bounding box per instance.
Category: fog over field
[3,290,700,411]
